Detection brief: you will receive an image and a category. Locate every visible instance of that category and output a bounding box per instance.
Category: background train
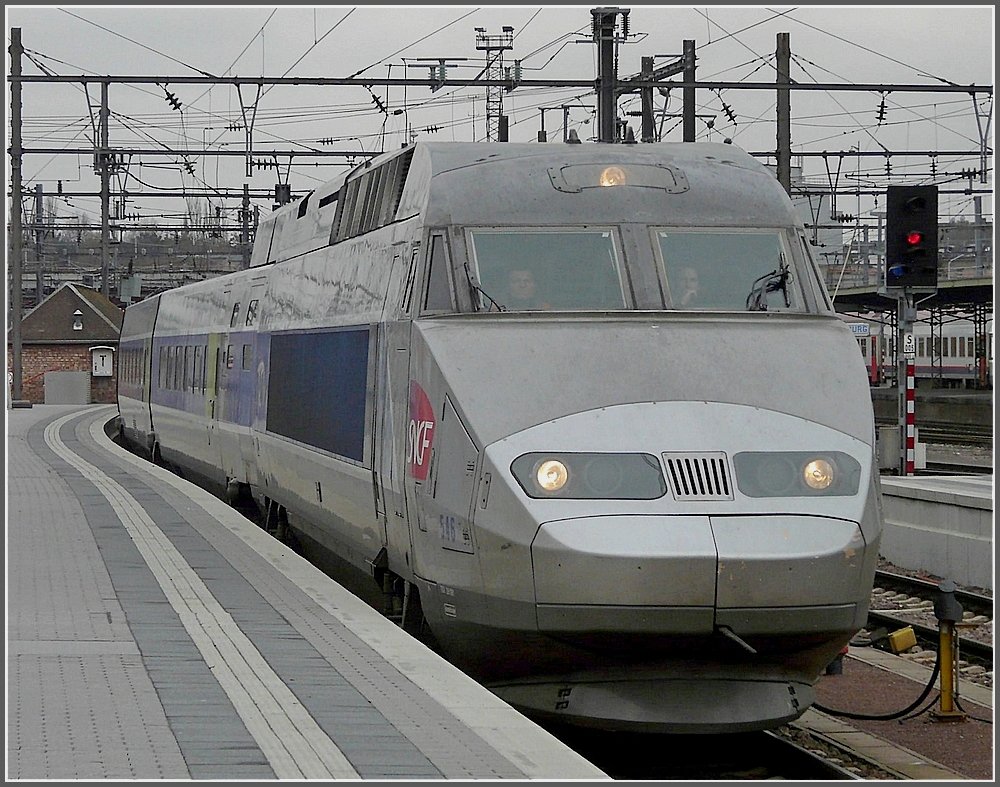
[118,140,883,734]
[848,317,993,387]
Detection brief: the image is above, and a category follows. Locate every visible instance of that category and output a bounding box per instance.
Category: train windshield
[655,229,805,312]
[468,229,627,311]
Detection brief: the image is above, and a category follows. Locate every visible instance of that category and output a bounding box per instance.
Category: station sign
[848,323,870,337]
[902,333,915,358]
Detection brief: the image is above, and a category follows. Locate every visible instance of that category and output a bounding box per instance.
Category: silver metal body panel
[413,313,875,447]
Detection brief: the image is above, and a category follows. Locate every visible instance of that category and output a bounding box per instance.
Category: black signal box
[885,185,938,290]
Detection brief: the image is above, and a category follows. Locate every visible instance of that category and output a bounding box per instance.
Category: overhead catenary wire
[14,8,990,231]
[59,8,218,78]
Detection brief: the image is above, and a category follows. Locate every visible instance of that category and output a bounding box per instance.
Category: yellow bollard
[931,583,967,722]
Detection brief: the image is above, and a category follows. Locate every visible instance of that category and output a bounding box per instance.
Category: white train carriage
[851,317,993,387]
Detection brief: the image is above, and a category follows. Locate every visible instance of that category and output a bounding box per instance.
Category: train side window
[799,234,833,312]
[918,338,926,356]
[377,156,402,226]
[183,346,191,391]
[249,218,277,268]
[347,178,367,238]
[245,299,259,327]
[193,346,202,393]
[230,302,241,328]
[361,168,384,233]
[401,246,420,314]
[242,344,253,370]
[296,191,312,219]
[202,345,208,393]
[226,344,235,369]
[422,234,454,313]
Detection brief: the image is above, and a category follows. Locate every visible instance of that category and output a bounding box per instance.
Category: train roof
[269,140,803,238]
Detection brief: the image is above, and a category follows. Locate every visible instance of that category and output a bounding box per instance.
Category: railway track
[876,419,993,447]
[867,569,993,667]
[539,724,867,779]
[920,460,993,475]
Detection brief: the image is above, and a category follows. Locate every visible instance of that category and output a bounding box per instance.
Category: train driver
[506,268,552,310]
[675,266,700,308]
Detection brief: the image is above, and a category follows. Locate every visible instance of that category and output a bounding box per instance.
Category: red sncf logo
[408,381,435,480]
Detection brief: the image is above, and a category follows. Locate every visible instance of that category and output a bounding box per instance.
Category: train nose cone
[530,515,717,634]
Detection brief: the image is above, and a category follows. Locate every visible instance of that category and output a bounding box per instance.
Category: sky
[4,4,995,234]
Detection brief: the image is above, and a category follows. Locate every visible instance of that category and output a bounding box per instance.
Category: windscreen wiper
[745,258,791,312]
[464,261,506,312]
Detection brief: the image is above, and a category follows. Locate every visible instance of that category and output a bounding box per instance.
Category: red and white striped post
[898,327,916,477]
[904,359,916,475]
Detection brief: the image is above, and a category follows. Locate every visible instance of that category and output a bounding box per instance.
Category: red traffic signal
[885,185,938,289]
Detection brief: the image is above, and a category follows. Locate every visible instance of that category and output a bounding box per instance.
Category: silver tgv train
[117,140,883,734]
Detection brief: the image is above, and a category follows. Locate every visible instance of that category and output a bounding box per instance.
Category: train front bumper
[531,513,868,637]
[493,674,815,734]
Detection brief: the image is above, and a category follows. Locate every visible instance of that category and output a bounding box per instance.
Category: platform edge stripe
[88,410,609,780]
[54,410,358,780]
[49,412,344,779]
[47,410,361,780]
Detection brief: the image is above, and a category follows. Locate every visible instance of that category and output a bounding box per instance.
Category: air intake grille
[662,452,733,500]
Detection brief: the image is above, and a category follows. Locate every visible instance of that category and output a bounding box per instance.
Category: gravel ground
[803,554,995,780]
[924,442,993,467]
[814,655,994,780]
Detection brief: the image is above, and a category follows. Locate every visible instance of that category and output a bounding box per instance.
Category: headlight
[803,458,836,490]
[733,451,861,497]
[599,166,627,186]
[536,459,569,492]
[511,452,666,499]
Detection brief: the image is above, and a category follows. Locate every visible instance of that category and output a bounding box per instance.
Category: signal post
[881,185,938,476]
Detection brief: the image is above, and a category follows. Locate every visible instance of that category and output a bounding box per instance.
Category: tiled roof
[9,283,123,344]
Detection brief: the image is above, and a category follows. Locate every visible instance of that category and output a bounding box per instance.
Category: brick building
[7,283,123,404]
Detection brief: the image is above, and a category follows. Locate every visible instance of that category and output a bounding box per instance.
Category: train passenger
[505,268,552,310]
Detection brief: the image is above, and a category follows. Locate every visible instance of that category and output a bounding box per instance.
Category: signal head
[884,185,938,290]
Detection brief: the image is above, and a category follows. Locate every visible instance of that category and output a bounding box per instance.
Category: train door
[205,332,222,465]
[375,243,420,577]
[238,280,266,488]
[217,284,249,483]
[205,287,231,467]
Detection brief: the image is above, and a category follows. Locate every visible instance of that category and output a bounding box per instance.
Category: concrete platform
[6,404,608,780]
[879,474,994,589]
